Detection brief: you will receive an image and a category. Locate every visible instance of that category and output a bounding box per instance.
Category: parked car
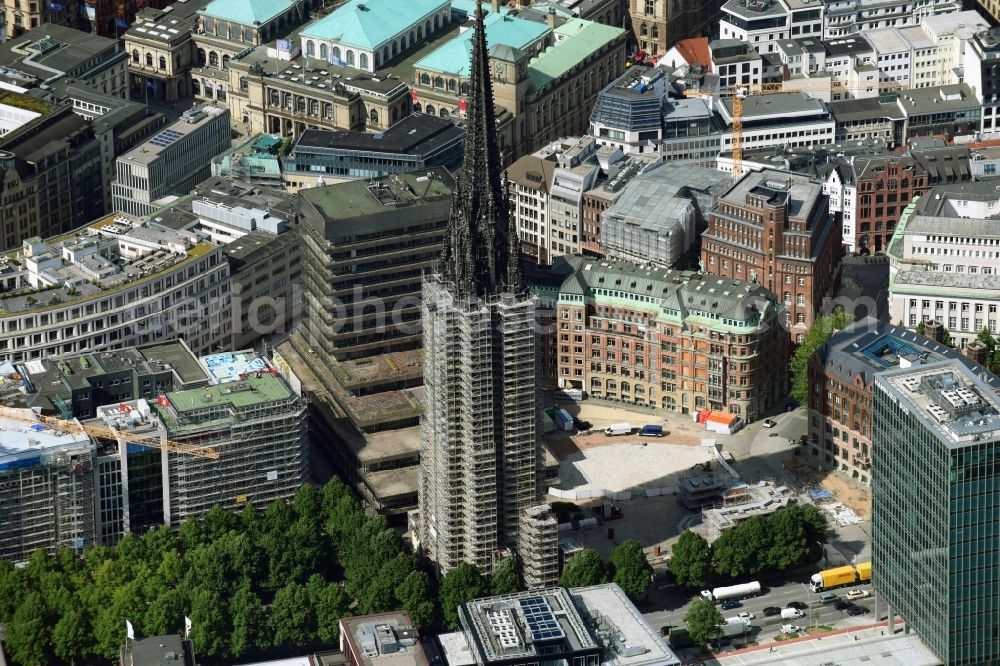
[847,605,870,616]
[763,419,777,428]
[762,606,782,617]
[834,600,851,611]
[786,601,808,610]
[735,611,755,620]
[846,589,871,600]
[720,599,742,610]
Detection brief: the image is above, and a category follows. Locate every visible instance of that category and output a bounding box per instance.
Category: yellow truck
[809,562,872,592]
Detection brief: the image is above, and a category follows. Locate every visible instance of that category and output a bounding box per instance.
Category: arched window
[590,377,602,386]
[783,292,791,304]
[652,25,658,39]
[146,52,153,66]
[295,96,305,112]
[323,102,333,118]
[217,86,226,101]
[332,46,341,61]
[320,43,328,60]
[621,381,630,393]
[306,40,315,57]
[370,108,379,124]
[196,48,206,66]
[204,81,214,97]
[425,105,435,115]
[640,23,647,36]
[131,49,139,63]
[447,79,456,92]
[191,79,201,96]
[440,107,448,118]
[461,82,469,95]
[239,76,248,91]
[209,51,218,67]
[420,73,430,85]
[346,50,355,66]
[433,76,443,88]
[222,55,230,68]
[159,56,166,69]
[413,102,422,112]
[409,30,415,46]
[282,92,292,109]
[359,53,369,69]
[309,99,319,116]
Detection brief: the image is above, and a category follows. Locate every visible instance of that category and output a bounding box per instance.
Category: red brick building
[534,255,789,422]
[702,169,841,343]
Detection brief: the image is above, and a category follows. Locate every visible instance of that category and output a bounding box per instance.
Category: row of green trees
[558,540,654,601]
[668,504,829,589]
[0,479,501,665]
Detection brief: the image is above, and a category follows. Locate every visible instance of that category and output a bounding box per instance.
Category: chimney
[922,320,944,343]
[965,340,988,366]
[491,0,500,12]
[547,7,556,27]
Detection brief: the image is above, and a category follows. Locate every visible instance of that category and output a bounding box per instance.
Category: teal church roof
[450,0,510,18]
[528,18,624,90]
[415,13,549,76]
[202,0,296,25]
[302,0,449,50]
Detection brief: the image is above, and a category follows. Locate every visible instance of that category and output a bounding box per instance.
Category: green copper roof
[302,0,449,50]
[202,0,296,25]
[415,13,549,76]
[528,18,624,90]
[450,0,509,18]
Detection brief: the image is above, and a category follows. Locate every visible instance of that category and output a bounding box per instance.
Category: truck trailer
[809,562,872,592]
[720,617,751,637]
[700,581,761,602]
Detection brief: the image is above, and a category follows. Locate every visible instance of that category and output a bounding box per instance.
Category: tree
[711,528,754,579]
[764,506,810,570]
[229,586,266,658]
[610,540,653,601]
[189,586,231,657]
[790,309,854,405]
[559,548,608,588]
[6,592,52,665]
[439,563,485,630]
[490,557,524,596]
[800,504,830,550]
[314,582,352,643]
[683,598,724,644]
[397,570,436,629]
[668,531,713,588]
[52,606,93,662]
[977,328,1000,374]
[270,582,316,648]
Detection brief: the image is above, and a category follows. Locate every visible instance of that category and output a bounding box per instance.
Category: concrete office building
[340,612,430,666]
[888,182,1000,349]
[124,12,200,102]
[702,170,840,341]
[873,360,1000,665]
[808,318,1000,486]
[417,5,554,585]
[450,584,679,666]
[0,409,94,562]
[0,213,231,362]
[112,104,230,217]
[92,351,307,541]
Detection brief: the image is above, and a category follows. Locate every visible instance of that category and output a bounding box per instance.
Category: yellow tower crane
[686,80,899,180]
[0,405,220,460]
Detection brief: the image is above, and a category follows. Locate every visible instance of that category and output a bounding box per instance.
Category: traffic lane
[643,582,875,632]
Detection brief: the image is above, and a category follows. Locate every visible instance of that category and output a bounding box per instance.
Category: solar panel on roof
[518,596,565,643]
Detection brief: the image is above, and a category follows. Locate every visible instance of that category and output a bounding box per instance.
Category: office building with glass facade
[872,359,1000,665]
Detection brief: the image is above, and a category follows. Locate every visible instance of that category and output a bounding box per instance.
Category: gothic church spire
[440,0,522,298]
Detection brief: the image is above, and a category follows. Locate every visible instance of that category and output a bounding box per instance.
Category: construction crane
[0,405,220,460]
[686,80,900,179]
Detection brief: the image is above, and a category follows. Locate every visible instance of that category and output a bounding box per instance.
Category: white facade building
[889,182,1000,348]
[0,214,231,362]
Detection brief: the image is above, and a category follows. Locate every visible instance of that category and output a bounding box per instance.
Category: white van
[604,423,632,436]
